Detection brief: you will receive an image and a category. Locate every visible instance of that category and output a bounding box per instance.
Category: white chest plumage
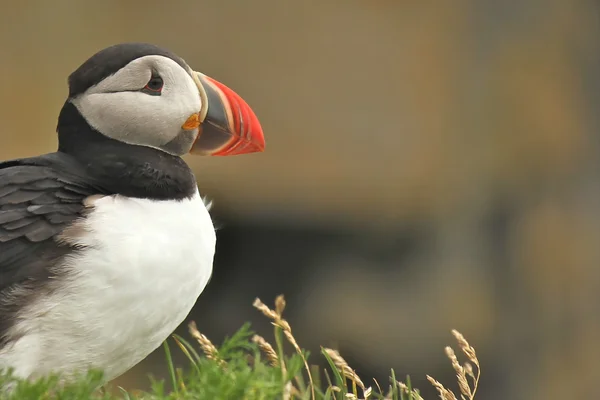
[0,191,216,381]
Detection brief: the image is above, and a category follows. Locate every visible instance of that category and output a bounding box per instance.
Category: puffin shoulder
[0,153,105,345]
[0,153,103,289]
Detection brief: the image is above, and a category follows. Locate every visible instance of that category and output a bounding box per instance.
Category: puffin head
[62,43,265,157]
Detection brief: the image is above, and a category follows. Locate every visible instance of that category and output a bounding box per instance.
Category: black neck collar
[56,102,197,201]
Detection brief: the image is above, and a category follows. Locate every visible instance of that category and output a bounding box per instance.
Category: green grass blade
[172,334,201,376]
[118,387,131,400]
[172,333,203,364]
[310,364,321,395]
[321,347,347,393]
[390,369,399,400]
[162,340,178,396]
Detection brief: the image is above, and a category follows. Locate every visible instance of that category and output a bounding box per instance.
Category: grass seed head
[398,382,424,400]
[254,296,315,400]
[323,348,365,390]
[253,298,279,321]
[252,335,279,367]
[445,346,471,398]
[426,375,457,400]
[463,362,475,379]
[188,321,225,367]
[451,330,478,367]
[275,294,286,317]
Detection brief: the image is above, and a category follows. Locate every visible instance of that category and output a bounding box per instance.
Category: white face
[71,55,202,156]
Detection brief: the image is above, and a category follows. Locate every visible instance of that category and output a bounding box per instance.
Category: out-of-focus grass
[0,296,480,400]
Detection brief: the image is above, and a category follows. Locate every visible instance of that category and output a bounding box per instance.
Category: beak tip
[253,141,266,153]
[249,123,266,153]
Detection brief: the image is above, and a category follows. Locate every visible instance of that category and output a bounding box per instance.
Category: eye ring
[142,75,163,95]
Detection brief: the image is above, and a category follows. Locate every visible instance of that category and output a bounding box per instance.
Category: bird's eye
[142,75,163,95]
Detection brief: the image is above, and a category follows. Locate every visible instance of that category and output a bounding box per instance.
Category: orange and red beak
[189,72,265,156]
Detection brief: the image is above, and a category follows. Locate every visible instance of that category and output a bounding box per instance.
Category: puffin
[0,43,264,382]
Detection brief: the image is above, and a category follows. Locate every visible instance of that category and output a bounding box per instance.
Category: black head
[67,43,189,98]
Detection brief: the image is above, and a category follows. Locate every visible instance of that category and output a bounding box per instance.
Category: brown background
[1,1,599,399]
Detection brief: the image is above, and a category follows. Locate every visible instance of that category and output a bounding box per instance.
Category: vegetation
[0,296,480,400]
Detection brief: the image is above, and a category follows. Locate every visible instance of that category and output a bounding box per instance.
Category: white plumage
[0,190,215,381]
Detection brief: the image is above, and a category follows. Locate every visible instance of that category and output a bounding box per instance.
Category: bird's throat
[57,102,197,200]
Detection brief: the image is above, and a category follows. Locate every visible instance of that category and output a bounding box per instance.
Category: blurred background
[1,1,599,399]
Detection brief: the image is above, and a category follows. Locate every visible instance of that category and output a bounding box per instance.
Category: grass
[0,295,481,400]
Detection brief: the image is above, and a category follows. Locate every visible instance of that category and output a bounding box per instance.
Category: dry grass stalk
[253,297,315,400]
[451,330,480,399]
[372,378,383,395]
[188,321,226,367]
[426,375,457,400]
[253,298,280,321]
[323,348,365,390]
[398,382,424,400]
[288,383,301,398]
[427,330,481,400]
[283,381,294,400]
[250,296,482,400]
[445,346,471,398]
[252,334,279,367]
[181,296,482,400]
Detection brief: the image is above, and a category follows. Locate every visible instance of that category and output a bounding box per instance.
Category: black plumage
[0,154,99,345]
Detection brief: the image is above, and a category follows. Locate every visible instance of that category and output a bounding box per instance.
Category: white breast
[0,191,216,381]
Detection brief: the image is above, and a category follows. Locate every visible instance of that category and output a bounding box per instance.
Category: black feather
[0,154,100,345]
[3,217,38,230]
[0,211,23,224]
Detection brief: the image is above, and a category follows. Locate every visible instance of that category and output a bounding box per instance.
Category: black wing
[0,153,105,291]
[0,153,111,345]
